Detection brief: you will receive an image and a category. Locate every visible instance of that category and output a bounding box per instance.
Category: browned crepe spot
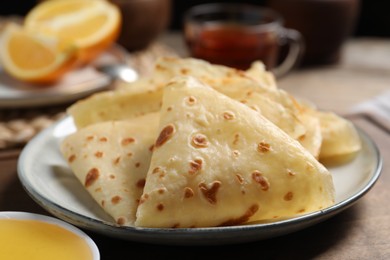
[219,204,259,226]
[257,142,271,153]
[68,154,76,163]
[152,167,164,174]
[180,68,189,75]
[113,156,121,165]
[199,181,221,204]
[85,168,99,187]
[94,151,103,158]
[191,133,209,148]
[252,171,270,191]
[99,137,108,142]
[235,174,244,184]
[287,169,296,176]
[121,137,135,146]
[189,158,203,175]
[284,192,294,201]
[155,124,176,148]
[136,179,146,189]
[117,217,125,225]
[223,111,235,120]
[158,188,166,194]
[156,203,164,211]
[184,187,194,198]
[111,196,122,204]
[185,96,197,105]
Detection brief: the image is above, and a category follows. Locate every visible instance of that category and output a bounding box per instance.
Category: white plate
[17,117,382,245]
[0,45,127,108]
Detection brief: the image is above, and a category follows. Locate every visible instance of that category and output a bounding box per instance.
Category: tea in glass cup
[184,3,303,77]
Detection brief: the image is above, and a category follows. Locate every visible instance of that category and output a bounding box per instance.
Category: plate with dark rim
[17,116,382,245]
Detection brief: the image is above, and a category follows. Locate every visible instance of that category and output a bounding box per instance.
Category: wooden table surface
[1,34,389,259]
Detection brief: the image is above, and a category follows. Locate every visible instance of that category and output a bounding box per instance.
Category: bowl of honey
[0,211,100,260]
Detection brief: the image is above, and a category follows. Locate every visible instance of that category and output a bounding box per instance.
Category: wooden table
[1,34,389,259]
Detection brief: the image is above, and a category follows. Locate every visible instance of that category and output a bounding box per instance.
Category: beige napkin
[347,90,390,133]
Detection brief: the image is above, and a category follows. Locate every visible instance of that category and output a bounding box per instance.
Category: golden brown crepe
[68,85,163,129]
[316,111,362,165]
[297,111,323,159]
[60,113,159,226]
[134,76,335,228]
[69,57,306,141]
[244,61,277,89]
[290,97,362,162]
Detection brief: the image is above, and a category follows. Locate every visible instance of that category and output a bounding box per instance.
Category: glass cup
[184,3,303,77]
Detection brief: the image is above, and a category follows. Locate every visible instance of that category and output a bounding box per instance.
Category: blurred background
[3,0,389,37]
[1,0,389,67]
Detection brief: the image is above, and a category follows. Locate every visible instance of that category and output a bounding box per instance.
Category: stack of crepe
[60,57,361,228]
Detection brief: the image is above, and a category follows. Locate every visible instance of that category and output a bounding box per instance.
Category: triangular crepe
[60,113,159,226]
[69,57,306,141]
[135,76,335,228]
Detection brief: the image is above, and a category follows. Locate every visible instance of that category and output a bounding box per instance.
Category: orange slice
[24,0,121,64]
[0,23,78,84]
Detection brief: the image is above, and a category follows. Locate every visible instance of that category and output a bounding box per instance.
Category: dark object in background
[169,0,390,38]
[267,0,360,66]
[109,0,172,51]
[355,0,390,37]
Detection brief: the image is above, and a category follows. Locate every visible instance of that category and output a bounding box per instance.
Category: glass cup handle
[272,28,304,78]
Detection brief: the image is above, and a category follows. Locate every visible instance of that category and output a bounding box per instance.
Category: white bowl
[0,211,100,260]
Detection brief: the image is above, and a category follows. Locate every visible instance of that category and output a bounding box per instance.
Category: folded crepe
[297,111,323,159]
[69,57,306,142]
[60,113,159,226]
[244,61,277,89]
[316,111,362,165]
[135,76,335,228]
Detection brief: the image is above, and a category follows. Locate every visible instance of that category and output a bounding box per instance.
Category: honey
[0,219,94,260]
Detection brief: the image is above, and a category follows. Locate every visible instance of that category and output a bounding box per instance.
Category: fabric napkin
[347,90,390,133]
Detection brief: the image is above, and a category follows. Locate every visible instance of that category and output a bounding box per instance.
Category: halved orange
[24,0,121,64]
[0,23,78,84]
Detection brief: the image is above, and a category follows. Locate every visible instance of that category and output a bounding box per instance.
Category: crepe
[297,111,323,159]
[244,61,277,89]
[60,113,159,226]
[69,57,306,141]
[135,76,335,228]
[68,85,163,129]
[316,111,362,165]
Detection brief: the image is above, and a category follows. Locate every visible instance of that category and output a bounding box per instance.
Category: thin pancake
[135,76,335,228]
[60,113,159,226]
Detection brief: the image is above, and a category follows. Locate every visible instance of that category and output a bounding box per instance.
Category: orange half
[25,0,121,64]
[0,23,78,84]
